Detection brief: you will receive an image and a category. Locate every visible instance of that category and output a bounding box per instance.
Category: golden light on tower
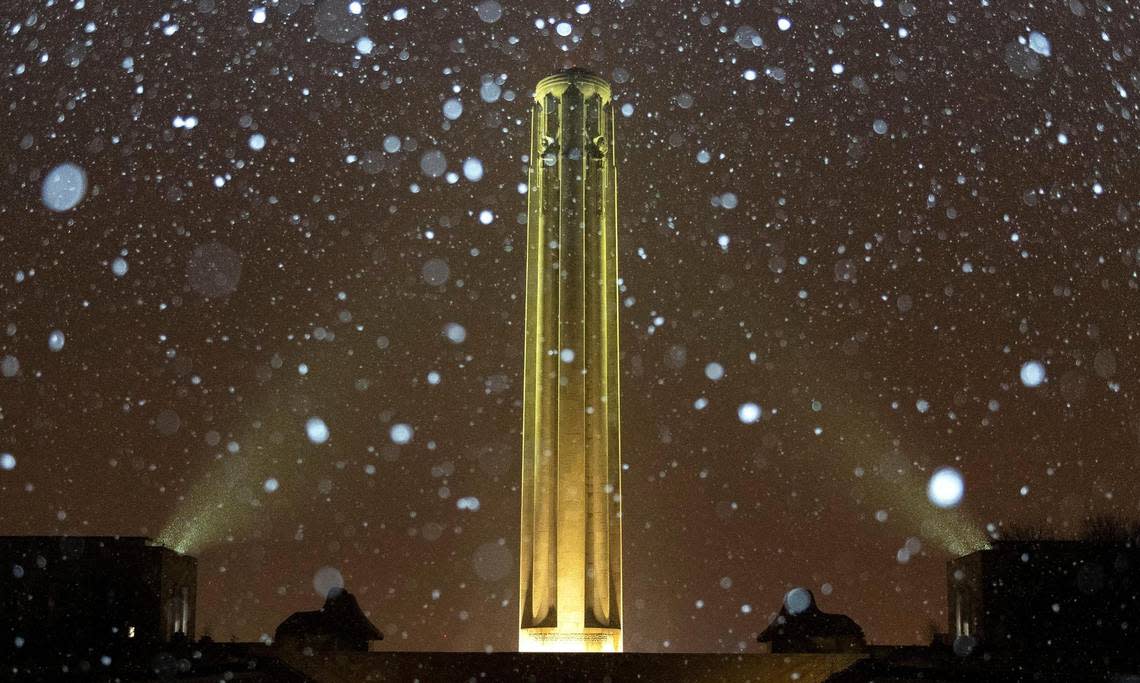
[518,69,623,654]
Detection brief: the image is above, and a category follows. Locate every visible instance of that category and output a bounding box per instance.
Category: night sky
[3,0,1140,653]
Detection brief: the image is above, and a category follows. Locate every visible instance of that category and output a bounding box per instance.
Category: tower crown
[535,68,611,101]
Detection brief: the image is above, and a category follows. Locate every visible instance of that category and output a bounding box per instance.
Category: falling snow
[3,0,1139,660]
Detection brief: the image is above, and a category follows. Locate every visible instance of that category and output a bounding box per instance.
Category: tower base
[519,627,622,653]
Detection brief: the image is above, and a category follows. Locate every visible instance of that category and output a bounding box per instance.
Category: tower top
[535,68,610,101]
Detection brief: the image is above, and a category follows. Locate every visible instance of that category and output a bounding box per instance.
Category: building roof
[0,534,151,546]
[276,588,381,643]
[758,590,865,643]
[0,534,193,562]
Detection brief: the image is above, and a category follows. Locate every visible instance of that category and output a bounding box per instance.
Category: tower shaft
[519,70,623,653]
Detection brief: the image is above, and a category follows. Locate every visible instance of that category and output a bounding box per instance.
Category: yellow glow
[519,628,621,653]
[519,69,624,652]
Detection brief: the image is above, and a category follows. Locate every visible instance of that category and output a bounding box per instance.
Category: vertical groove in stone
[556,82,585,632]
[604,97,623,630]
[519,98,538,626]
[584,90,610,628]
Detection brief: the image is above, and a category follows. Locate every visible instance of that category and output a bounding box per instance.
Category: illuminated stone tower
[518,69,623,653]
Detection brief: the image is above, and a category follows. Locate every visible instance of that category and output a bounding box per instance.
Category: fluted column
[519,69,623,654]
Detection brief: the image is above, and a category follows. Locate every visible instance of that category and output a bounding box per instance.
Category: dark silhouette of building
[947,538,1140,665]
[275,587,382,653]
[758,588,866,654]
[828,526,1140,682]
[0,535,196,676]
